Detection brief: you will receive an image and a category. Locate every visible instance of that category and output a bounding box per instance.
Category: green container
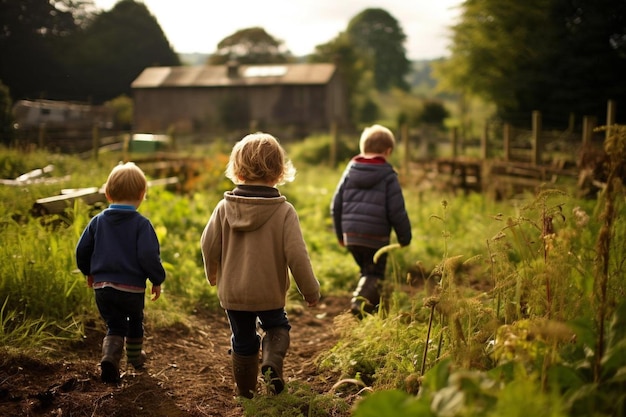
[129,134,170,153]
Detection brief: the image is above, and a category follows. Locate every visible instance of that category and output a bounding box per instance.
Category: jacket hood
[101,207,138,224]
[348,159,395,189]
[223,193,286,232]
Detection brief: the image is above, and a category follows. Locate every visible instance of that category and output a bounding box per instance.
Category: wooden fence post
[568,113,575,133]
[167,125,177,151]
[402,123,409,177]
[503,123,511,161]
[531,110,542,165]
[451,126,458,158]
[582,116,596,146]
[606,99,616,140]
[480,121,488,160]
[330,120,338,168]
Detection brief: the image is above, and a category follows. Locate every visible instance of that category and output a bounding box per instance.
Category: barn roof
[131,63,337,88]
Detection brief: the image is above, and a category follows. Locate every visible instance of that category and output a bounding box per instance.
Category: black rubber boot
[100,335,124,383]
[350,276,380,319]
[125,337,147,370]
[231,352,259,399]
[261,327,290,394]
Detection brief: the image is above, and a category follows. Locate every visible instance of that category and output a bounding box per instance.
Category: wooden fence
[397,100,618,199]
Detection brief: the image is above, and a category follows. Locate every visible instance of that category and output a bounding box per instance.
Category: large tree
[437,0,626,127]
[63,0,180,103]
[309,32,375,126]
[208,27,292,65]
[0,0,79,100]
[0,0,179,103]
[346,8,410,92]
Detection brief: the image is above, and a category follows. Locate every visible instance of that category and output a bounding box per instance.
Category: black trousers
[347,245,387,280]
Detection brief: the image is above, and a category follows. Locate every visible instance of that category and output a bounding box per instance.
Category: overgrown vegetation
[0,127,624,415]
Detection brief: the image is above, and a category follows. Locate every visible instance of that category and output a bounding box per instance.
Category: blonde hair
[226,132,296,185]
[359,124,395,154]
[105,162,147,202]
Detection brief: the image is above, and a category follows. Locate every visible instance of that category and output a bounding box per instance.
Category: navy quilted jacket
[331,156,411,249]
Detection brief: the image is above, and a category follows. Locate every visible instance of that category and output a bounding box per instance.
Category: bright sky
[92,0,463,60]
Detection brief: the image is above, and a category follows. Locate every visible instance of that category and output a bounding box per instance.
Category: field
[1,129,625,416]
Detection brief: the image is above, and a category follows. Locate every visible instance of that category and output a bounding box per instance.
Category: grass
[0,126,624,416]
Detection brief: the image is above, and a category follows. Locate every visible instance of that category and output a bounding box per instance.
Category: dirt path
[0,295,352,417]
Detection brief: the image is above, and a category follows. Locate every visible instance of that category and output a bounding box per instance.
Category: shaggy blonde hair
[105,162,147,202]
[359,124,395,154]
[226,132,296,185]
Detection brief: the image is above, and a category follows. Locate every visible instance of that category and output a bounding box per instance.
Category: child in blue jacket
[76,162,166,382]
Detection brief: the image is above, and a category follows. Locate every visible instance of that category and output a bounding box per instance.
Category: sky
[92,0,463,60]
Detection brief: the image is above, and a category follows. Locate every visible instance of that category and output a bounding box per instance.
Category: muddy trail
[0,295,354,417]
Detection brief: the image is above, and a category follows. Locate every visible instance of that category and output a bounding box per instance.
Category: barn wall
[133,79,349,135]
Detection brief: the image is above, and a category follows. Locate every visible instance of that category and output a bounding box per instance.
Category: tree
[346,8,410,92]
[208,27,292,65]
[0,0,78,100]
[418,100,450,128]
[309,32,375,127]
[0,79,14,144]
[436,0,626,127]
[0,0,179,103]
[62,0,180,103]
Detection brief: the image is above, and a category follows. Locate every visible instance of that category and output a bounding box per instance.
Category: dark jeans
[95,287,145,339]
[226,308,291,356]
[347,245,387,280]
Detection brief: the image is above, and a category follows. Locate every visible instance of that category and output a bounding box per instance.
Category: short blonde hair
[225,132,296,185]
[105,162,147,202]
[359,124,395,154]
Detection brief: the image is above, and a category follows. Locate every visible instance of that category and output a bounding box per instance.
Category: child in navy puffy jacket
[331,124,411,318]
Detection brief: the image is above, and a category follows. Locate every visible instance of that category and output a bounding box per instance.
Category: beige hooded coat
[201,192,320,311]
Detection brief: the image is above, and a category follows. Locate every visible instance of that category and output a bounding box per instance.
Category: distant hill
[179,53,210,66]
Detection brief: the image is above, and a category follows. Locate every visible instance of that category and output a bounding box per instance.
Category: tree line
[0,1,414,136]
[436,0,626,129]
[0,0,180,104]
[1,0,624,141]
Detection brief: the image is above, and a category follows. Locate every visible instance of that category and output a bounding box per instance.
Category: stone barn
[131,62,349,137]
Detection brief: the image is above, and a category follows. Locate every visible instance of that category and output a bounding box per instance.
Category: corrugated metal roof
[131,63,336,88]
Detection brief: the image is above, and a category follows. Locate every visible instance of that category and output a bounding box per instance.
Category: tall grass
[324,126,626,416]
[1,132,624,416]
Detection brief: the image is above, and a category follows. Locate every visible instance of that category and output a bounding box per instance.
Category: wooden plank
[32,177,179,215]
[33,187,105,215]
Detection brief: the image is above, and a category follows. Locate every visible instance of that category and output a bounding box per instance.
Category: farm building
[12,99,113,129]
[130,62,349,137]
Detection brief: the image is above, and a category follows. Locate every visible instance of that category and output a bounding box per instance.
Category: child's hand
[306,295,320,307]
[151,285,161,301]
[87,275,94,288]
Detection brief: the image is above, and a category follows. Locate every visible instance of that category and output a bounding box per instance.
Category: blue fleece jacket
[75,205,166,288]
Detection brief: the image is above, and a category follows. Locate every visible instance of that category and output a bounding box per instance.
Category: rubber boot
[231,352,259,399]
[100,335,124,383]
[350,276,380,319]
[126,337,147,369]
[261,327,290,394]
